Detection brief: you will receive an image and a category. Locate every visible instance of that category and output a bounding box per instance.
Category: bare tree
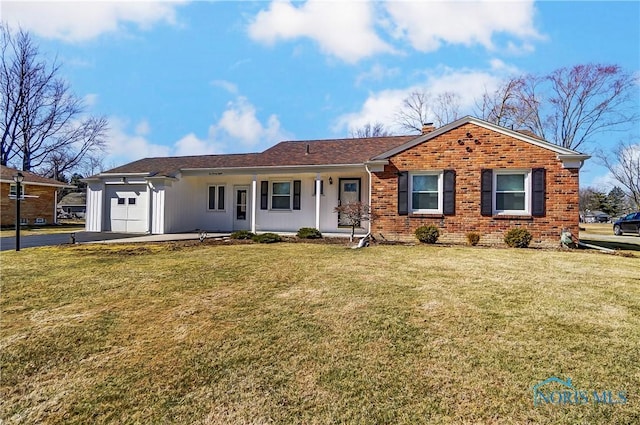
[1,25,108,179]
[334,201,373,241]
[395,91,429,134]
[432,91,461,127]
[349,122,392,138]
[477,64,638,150]
[395,90,461,133]
[598,141,640,209]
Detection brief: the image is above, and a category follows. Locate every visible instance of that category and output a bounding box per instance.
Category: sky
[1,0,639,189]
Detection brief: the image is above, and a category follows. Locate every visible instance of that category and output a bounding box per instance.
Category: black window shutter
[398,171,408,215]
[481,169,493,216]
[532,168,546,217]
[217,186,225,210]
[293,180,301,210]
[443,170,456,215]
[260,181,268,210]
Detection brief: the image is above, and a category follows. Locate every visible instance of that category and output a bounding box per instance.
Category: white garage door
[105,185,148,233]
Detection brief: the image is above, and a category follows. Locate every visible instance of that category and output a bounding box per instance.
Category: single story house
[0,165,72,227]
[58,192,87,218]
[84,116,590,246]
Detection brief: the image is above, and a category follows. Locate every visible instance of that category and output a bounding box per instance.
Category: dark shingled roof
[0,165,72,187]
[100,136,417,177]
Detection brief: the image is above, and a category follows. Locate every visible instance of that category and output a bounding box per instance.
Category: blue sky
[2,1,639,188]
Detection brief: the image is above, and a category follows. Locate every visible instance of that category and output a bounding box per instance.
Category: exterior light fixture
[329,177,333,185]
[13,172,24,251]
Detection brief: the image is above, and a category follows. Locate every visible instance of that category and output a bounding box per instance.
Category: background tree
[349,122,391,138]
[477,64,638,150]
[394,90,461,133]
[1,24,108,179]
[606,186,629,216]
[597,141,640,210]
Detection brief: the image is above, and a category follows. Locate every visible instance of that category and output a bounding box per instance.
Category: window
[35,218,46,224]
[117,198,125,205]
[493,171,530,214]
[9,184,25,198]
[128,198,136,205]
[208,185,225,210]
[410,172,442,213]
[271,182,291,210]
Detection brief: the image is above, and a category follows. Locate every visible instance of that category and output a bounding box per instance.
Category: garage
[105,185,149,233]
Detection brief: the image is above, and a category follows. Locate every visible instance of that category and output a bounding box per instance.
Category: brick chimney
[421,122,435,135]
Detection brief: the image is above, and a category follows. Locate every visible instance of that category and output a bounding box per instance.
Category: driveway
[0,232,141,251]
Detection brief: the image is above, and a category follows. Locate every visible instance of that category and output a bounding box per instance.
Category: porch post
[315,174,321,230]
[251,175,257,233]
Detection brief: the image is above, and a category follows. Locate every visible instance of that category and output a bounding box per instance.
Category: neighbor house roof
[58,192,87,206]
[97,136,416,177]
[0,165,73,188]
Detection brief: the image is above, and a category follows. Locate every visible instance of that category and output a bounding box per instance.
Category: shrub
[230,230,255,240]
[466,232,481,246]
[415,225,440,244]
[504,228,532,248]
[252,233,282,244]
[297,227,322,239]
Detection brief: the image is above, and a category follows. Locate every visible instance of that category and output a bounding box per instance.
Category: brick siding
[370,123,580,247]
[0,183,57,227]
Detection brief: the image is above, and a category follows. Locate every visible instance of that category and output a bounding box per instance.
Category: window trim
[271,181,292,210]
[207,184,226,211]
[9,183,25,198]
[409,171,443,214]
[493,170,531,215]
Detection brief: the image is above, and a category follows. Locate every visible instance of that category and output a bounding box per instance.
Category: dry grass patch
[1,243,639,424]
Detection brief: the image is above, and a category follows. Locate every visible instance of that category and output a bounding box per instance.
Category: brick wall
[0,183,57,227]
[371,123,581,247]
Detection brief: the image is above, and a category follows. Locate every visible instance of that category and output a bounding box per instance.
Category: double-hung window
[410,172,442,213]
[9,184,25,198]
[271,182,291,210]
[208,185,225,211]
[494,171,530,215]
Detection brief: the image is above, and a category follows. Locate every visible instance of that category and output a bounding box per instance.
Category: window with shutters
[410,172,442,214]
[493,170,530,215]
[208,185,226,211]
[271,182,291,210]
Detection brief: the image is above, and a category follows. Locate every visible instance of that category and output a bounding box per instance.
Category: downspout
[54,189,58,224]
[365,164,373,234]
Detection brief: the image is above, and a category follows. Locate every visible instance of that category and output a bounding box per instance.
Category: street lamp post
[13,172,24,251]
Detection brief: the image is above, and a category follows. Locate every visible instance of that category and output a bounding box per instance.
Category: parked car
[613,212,640,236]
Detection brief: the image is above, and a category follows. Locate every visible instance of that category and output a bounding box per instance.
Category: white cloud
[247,0,541,63]
[355,64,401,87]
[248,0,394,63]
[335,65,509,134]
[2,1,188,42]
[211,96,287,148]
[174,133,224,156]
[385,0,542,53]
[210,80,239,95]
[104,117,171,167]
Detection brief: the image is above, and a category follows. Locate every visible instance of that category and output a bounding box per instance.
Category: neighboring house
[0,165,72,227]
[84,116,590,246]
[582,210,610,223]
[58,192,87,218]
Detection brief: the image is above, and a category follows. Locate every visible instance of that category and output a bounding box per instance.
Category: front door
[233,186,250,230]
[338,178,361,226]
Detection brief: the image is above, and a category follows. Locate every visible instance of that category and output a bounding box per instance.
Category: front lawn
[1,243,638,424]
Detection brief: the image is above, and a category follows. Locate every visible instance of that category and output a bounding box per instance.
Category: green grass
[1,242,639,424]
